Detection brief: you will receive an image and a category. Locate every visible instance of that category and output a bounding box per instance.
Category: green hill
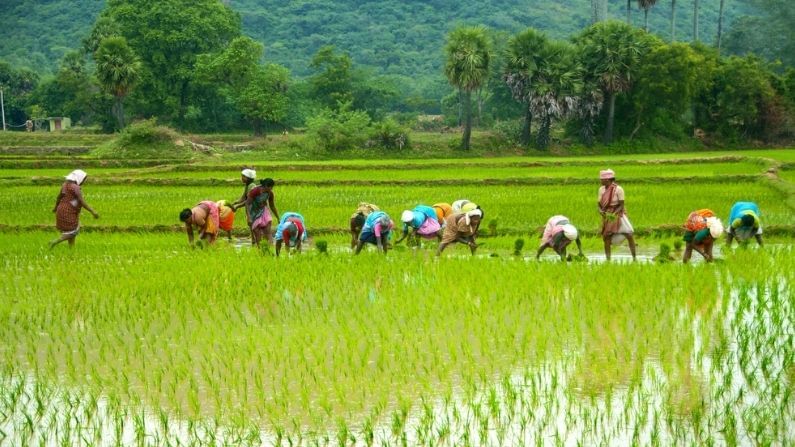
[0,0,758,79]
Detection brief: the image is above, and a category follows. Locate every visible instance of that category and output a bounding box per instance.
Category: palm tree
[671,0,677,41]
[591,0,608,23]
[626,0,632,24]
[444,26,491,150]
[504,28,548,145]
[575,21,650,144]
[717,0,726,52]
[528,41,582,149]
[693,0,700,41]
[637,0,658,31]
[95,36,140,129]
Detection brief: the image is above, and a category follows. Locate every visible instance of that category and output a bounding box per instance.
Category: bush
[93,119,195,159]
[492,119,524,146]
[115,119,178,147]
[305,107,371,151]
[368,118,410,150]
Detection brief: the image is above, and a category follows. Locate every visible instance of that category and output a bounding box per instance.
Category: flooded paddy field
[0,233,792,446]
[0,147,793,445]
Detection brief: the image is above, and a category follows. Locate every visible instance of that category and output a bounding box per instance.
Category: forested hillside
[1,0,755,78]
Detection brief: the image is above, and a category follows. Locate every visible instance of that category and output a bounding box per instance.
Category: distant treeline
[0,0,793,150]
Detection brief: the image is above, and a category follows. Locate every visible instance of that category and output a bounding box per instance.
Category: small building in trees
[45,117,71,131]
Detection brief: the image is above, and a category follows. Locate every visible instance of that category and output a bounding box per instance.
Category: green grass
[0,232,792,445]
[0,181,789,232]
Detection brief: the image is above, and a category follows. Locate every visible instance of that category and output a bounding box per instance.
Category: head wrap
[65,169,87,185]
[241,169,256,180]
[562,224,578,241]
[463,209,482,225]
[401,210,414,223]
[706,217,724,239]
[599,169,615,180]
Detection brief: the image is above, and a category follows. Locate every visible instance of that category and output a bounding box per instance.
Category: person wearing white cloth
[437,209,482,256]
[598,169,637,261]
[536,215,584,261]
[50,170,99,249]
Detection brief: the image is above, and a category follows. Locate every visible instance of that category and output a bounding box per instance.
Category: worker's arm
[74,188,99,218]
[185,222,194,245]
[575,238,584,256]
[268,194,279,222]
[354,240,365,255]
[395,225,410,244]
[755,234,763,246]
[436,242,449,256]
[275,240,283,257]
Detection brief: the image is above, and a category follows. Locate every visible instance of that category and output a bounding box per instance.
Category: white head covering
[65,169,87,185]
[401,210,414,223]
[706,217,724,239]
[463,209,482,225]
[562,224,578,241]
[241,169,256,180]
[452,199,471,212]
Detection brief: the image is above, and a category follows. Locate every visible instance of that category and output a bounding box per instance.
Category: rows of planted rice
[0,182,788,232]
[0,233,792,445]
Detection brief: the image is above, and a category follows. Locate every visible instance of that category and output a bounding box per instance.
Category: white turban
[562,224,578,241]
[463,209,482,225]
[65,169,87,185]
[706,217,724,239]
[241,169,256,180]
[401,210,414,223]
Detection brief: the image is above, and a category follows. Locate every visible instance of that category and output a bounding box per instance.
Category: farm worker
[535,215,583,261]
[275,212,307,256]
[726,201,763,247]
[432,203,453,225]
[350,202,380,249]
[598,169,637,261]
[217,200,236,241]
[683,209,723,263]
[437,209,482,256]
[49,169,99,249]
[245,178,279,247]
[396,205,442,244]
[232,168,257,241]
[354,211,394,255]
[180,200,220,246]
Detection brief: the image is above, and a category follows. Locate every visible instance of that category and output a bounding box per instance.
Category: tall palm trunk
[644,8,649,31]
[627,0,632,23]
[671,0,677,41]
[717,0,726,52]
[521,107,532,146]
[604,92,616,144]
[537,115,552,150]
[462,90,472,150]
[114,96,125,129]
[693,0,699,41]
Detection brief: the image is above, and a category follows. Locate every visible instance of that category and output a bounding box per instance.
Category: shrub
[368,118,410,150]
[492,119,524,146]
[305,106,372,151]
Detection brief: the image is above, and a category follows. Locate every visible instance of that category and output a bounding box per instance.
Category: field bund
[0,140,794,445]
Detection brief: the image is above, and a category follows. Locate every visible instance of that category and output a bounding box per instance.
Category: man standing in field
[726,201,763,247]
[598,169,637,261]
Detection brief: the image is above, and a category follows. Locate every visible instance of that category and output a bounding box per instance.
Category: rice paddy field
[0,138,794,446]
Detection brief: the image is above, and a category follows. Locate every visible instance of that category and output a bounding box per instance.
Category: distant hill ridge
[1,0,756,78]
